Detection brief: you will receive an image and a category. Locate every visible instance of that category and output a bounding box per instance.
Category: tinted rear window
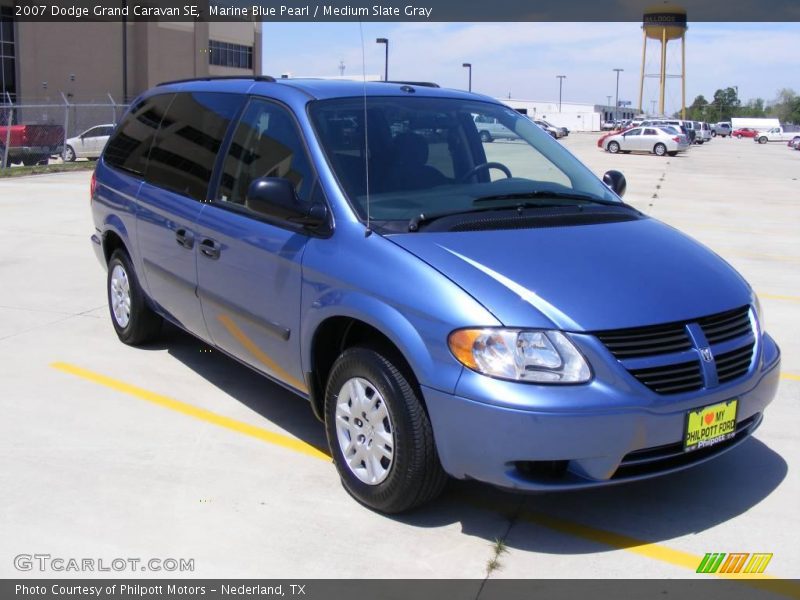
[104,94,173,175]
[144,92,243,202]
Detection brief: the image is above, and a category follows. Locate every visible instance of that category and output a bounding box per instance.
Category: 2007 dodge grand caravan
[91,77,780,513]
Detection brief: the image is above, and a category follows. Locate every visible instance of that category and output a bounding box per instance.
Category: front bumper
[423,333,780,491]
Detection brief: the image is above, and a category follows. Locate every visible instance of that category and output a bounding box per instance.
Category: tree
[711,87,741,122]
[684,95,709,121]
[739,98,766,118]
[769,88,799,124]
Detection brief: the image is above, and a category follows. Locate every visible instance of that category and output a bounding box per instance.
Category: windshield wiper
[473,190,617,205]
[408,202,563,232]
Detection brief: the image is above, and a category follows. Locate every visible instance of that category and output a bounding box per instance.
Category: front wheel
[607,141,620,154]
[107,249,162,345]
[325,347,447,514]
[654,143,667,156]
[758,137,768,144]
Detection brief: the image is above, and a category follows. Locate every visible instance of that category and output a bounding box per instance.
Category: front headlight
[448,328,591,383]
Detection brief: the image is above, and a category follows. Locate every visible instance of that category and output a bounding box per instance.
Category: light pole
[556,75,566,112]
[462,63,472,92]
[375,38,388,81]
[613,68,624,122]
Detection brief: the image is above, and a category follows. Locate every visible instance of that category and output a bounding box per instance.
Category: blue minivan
[91,77,780,513]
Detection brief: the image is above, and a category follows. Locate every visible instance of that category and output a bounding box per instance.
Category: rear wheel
[325,347,447,514]
[107,249,162,345]
[64,145,76,162]
[736,134,743,139]
[654,143,667,156]
[607,141,620,154]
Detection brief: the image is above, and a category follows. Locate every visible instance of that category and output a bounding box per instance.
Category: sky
[260,22,799,115]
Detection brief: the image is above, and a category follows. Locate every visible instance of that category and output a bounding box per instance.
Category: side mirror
[603,170,627,198]
[245,177,328,229]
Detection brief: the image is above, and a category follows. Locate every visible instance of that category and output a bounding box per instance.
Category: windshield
[308,97,619,230]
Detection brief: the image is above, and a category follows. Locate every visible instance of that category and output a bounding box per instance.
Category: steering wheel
[459,161,512,183]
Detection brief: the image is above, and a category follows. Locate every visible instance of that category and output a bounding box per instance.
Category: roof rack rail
[157,75,276,87]
[380,80,440,88]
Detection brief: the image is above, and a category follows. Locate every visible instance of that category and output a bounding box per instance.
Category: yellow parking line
[50,362,330,461]
[50,362,799,594]
[781,372,800,382]
[759,293,800,303]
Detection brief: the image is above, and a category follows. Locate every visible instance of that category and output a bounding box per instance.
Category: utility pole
[556,75,566,112]
[613,68,624,122]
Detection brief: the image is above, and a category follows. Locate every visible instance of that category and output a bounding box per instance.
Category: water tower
[637,3,687,117]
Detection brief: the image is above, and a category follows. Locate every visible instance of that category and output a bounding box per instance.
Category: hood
[390,218,752,332]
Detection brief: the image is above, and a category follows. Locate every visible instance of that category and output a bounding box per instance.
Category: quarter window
[217,99,313,207]
[104,94,173,176]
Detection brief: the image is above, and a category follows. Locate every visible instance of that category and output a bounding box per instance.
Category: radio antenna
[358,20,372,236]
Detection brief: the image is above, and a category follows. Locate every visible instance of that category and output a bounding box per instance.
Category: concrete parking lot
[0,135,798,588]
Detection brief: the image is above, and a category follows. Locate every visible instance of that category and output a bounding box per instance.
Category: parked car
[0,123,64,166]
[697,122,713,143]
[538,119,568,138]
[92,77,779,513]
[787,136,800,149]
[712,122,732,137]
[754,127,796,144]
[733,128,758,139]
[64,124,116,161]
[533,119,561,138]
[602,126,689,156]
[641,119,695,144]
[473,114,519,142]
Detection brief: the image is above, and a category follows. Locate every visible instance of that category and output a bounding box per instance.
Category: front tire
[607,141,620,154]
[654,143,667,156]
[758,136,768,144]
[107,249,162,345]
[324,347,447,514]
[64,145,76,162]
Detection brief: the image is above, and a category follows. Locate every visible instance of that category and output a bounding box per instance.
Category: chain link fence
[1,94,129,169]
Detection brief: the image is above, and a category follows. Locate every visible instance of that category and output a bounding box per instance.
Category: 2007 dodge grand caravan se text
[91,77,780,513]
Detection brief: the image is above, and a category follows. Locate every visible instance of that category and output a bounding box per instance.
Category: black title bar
[8,0,800,22]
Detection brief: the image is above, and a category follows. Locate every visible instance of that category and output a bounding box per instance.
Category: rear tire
[736,134,742,139]
[607,141,620,154]
[325,347,447,514]
[64,145,76,162]
[107,249,162,345]
[654,143,667,156]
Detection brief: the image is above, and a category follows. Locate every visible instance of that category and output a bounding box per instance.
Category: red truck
[0,124,65,167]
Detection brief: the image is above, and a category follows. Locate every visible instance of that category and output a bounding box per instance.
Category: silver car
[603,126,689,156]
[472,114,519,142]
[64,124,115,161]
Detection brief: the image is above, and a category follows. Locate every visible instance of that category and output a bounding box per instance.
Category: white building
[498,99,637,132]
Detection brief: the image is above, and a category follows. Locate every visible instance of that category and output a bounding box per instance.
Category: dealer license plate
[684,399,738,452]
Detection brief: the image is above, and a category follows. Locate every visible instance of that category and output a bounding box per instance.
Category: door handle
[175,228,194,249]
[199,238,221,259]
